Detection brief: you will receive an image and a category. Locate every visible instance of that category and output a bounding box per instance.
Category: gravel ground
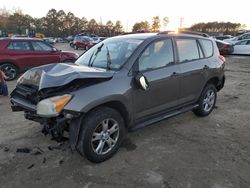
[0,43,249,188]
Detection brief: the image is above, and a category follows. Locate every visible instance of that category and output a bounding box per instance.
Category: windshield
[75,37,143,70]
[84,37,93,42]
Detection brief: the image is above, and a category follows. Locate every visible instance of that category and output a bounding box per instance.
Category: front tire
[77,107,125,163]
[0,63,18,81]
[193,84,217,117]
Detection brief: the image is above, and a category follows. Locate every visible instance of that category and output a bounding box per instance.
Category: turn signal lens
[54,95,72,113]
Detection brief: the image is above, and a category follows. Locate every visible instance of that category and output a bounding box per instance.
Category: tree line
[189,22,246,35]
[132,16,169,33]
[0,8,124,37]
[0,8,171,37]
[0,8,246,37]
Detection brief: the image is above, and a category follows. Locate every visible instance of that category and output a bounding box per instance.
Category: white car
[224,33,250,44]
[231,39,250,55]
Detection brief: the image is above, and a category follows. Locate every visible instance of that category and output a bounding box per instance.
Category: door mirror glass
[135,74,149,90]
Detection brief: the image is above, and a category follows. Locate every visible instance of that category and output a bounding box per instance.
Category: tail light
[219,55,225,62]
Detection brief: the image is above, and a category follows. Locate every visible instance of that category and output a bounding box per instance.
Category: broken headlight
[37,94,72,117]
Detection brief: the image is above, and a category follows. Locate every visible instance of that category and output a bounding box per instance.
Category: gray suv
[10,33,225,162]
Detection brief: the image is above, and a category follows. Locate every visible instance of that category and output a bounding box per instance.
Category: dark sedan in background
[215,39,234,55]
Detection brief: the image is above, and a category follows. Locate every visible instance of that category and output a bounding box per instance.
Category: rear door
[6,40,34,70]
[132,38,181,120]
[29,41,61,66]
[175,37,209,104]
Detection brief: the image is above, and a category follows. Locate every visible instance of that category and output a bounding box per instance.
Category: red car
[0,38,79,80]
[72,36,96,50]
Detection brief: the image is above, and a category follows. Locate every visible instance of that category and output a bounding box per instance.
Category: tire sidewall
[78,107,125,163]
[198,84,217,116]
[0,63,18,81]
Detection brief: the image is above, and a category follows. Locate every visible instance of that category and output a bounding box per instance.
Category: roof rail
[157,31,175,35]
[178,30,210,37]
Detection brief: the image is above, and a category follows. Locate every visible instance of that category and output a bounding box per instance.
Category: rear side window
[176,39,200,63]
[199,39,213,57]
[7,41,31,51]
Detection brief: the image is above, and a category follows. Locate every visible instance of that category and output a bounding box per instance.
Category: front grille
[13,84,40,104]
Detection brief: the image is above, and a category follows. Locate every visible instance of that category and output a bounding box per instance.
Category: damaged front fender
[17,63,115,91]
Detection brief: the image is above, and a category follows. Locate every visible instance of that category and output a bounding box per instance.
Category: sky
[1,0,249,31]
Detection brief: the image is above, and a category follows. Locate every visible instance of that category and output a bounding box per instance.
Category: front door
[29,41,61,66]
[132,38,181,120]
[234,40,250,54]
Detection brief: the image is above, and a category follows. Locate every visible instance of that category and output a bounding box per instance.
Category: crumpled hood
[17,63,115,90]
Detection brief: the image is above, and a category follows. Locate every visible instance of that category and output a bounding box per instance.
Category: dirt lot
[0,44,250,188]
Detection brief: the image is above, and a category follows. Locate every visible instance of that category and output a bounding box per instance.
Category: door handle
[171,72,179,77]
[203,65,210,69]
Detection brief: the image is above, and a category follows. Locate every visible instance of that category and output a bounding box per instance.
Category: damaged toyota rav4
[10,33,225,162]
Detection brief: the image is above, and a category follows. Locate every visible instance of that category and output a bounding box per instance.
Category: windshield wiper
[106,46,112,70]
[88,43,104,67]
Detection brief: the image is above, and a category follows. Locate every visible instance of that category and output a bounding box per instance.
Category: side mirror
[51,48,57,52]
[135,73,149,90]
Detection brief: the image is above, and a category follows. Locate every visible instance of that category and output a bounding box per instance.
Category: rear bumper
[217,75,225,91]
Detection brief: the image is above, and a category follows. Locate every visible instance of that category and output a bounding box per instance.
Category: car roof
[0,37,43,42]
[112,33,211,41]
[241,32,250,35]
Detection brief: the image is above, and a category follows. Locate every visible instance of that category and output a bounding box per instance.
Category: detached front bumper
[11,97,36,112]
[10,95,84,149]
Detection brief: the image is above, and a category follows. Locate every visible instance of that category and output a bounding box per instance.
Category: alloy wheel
[203,89,215,112]
[91,118,119,155]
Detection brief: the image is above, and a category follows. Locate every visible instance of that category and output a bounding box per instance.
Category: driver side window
[138,39,174,72]
[31,41,52,51]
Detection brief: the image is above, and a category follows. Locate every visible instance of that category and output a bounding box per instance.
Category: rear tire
[0,63,18,81]
[193,84,217,117]
[77,107,125,163]
[74,45,78,50]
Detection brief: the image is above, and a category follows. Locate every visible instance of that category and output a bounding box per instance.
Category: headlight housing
[37,94,72,117]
